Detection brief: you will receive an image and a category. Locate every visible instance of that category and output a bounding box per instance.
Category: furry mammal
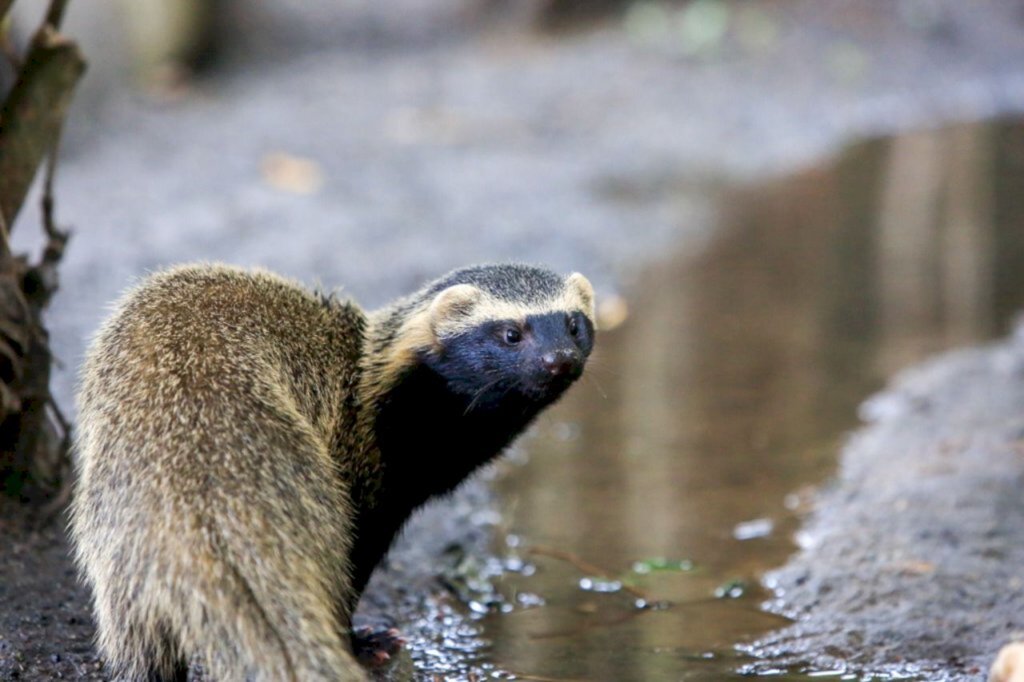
[70,263,595,681]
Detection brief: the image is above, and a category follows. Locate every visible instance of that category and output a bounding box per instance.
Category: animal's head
[417,264,595,410]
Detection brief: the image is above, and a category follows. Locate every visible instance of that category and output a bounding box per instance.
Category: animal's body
[69,263,595,681]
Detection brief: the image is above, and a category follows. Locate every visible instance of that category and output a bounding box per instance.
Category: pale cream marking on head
[431,272,596,339]
[565,272,596,322]
[360,272,596,406]
[427,283,482,337]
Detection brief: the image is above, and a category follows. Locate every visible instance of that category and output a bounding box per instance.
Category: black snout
[540,349,582,379]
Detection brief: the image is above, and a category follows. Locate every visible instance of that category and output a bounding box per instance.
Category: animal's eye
[568,316,580,337]
[504,327,522,345]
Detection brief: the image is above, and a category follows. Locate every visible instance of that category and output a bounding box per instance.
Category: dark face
[426,310,594,412]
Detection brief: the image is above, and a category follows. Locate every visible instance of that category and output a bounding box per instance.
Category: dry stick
[527,545,655,603]
[35,396,73,521]
[0,26,85,228]
[0,0,78,514]
[28,124,70,311]
[525,545,667,642]
[524,590,736,643]
[29,49,72,517]
[0,201,10,261]
[41,146,59,237]
[41,139,68,248]
[30,128,72,522]
[527,606,648,642]
[0,19,20,71]
[508,673,588,682]
[43,0,70,30]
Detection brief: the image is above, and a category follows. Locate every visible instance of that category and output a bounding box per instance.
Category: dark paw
[352,625,405,668]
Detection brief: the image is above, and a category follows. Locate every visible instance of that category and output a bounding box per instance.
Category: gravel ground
[3,0,1024,679]
[743,325,1024,681]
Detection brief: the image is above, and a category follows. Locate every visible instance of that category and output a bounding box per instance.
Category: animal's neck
[379,365,533,499]
[347,359,537,597]
[356,304,535,494]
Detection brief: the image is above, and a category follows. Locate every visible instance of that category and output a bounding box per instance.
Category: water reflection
[481,119,1024,681]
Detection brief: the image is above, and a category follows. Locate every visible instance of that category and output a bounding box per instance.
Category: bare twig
[48,392,69,435]
[0,0,83,506]
[507,672,587,682]
[43,0,70,31]
[0,202,10,261]
[528,545,653,602]
[0,16,20,71]
[42,149,58,236]
[0,25,84,227]
[528,606,647,641]
[41,140,68,244]
[46,394,72,470]
[35,471,71,524]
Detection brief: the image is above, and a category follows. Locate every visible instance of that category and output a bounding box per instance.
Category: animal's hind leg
[182,553,367,682]
[176,434,368,679]
[144,620,189,682]
[93,614,186,682]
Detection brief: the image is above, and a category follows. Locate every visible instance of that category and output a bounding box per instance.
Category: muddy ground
[3,0,1024,679]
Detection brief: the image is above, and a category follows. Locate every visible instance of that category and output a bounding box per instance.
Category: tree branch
[43,0,70,31]
[0,25,85,228]
[0,202,10,261]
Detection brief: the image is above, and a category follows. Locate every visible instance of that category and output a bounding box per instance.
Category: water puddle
[471,118,1024,681]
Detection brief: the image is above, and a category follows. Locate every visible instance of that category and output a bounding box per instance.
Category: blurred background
[3,1,1024,680]
[4,0,1021,407]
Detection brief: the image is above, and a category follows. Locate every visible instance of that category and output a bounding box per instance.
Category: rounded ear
[566,272,596,320]
[428,284,482,335]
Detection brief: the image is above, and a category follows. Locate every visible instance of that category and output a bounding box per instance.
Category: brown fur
[70,262,595,681]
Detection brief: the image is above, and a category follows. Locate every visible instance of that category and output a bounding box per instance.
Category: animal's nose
[540,349,581,377]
